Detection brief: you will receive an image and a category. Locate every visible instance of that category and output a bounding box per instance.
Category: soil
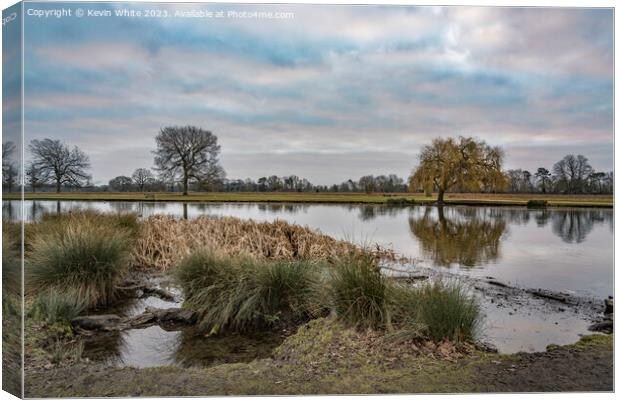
[472,335,613,392]
[24,320,613,397]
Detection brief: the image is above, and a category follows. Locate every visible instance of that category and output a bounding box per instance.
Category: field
[3,191,614,207]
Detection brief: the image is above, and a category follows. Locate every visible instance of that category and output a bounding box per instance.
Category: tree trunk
[437,205,446,227]
[182,169,189,196]
[437,189,445,204]
[56,179,61,193]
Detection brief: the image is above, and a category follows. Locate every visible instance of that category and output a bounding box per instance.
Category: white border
[0,1,615,400]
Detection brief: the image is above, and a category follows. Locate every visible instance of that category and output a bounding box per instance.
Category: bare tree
[132,168,155,191]
[3,165,18,192]
[553,154,592,194]
[153,126,225,195]
[25,163,43,193]
[2,141,18,192]
[108,176,133,192]
[29,139,91,193]
[359,175,376,193]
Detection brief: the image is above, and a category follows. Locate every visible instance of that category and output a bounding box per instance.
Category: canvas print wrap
[1,1,614,397]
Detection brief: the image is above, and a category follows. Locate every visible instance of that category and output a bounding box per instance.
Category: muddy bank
[25,320,613,397]
[24,268,614,396]
[385,263,612,353]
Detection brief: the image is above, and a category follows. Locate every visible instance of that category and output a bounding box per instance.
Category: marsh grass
[2,232,21,298]
[413,281,480,342]
[28,213,132,308]
[39,210,140,236]
[31,290,88,325]
[177,246,481,342]
[328,253,388,329]
[388,280,480,343]
[176,250,324,334]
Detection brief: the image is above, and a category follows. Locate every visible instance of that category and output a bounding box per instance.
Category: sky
[11,2,614,185]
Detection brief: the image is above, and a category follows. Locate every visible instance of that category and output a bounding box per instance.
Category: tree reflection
[356,205,403,221]
[534,209,551,227]
[408,206,507,267]
[551,210,611,243]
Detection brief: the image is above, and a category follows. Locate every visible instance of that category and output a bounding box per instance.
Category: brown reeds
[130,215,374,270]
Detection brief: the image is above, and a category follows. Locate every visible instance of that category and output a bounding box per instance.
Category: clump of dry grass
[27,214,132,308]
[131,215,389,270]
[176,249,325,334]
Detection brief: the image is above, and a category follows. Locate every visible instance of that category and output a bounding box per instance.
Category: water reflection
[355,205,403,221]
[551,209,611,244]
[408,206,507,267]
[172,329,286,368]
[4,200,613,297]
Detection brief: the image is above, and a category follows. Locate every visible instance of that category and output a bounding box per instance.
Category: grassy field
[2,191,613,207]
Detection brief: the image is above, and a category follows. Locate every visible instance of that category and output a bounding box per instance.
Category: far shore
[2,191,613,208]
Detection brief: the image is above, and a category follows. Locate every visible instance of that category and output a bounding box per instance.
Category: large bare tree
[29,139,91,193]
[153,126,225,195]
[552,154,592,194]
[408,136,506,204]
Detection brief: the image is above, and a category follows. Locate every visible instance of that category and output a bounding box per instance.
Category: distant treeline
[504,154,613,194]
[1,129,613,195]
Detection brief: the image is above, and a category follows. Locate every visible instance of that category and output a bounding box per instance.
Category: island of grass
[3,191,614,208]
[3,211,613,396]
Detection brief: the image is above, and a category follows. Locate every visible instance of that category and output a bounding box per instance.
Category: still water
[81,276,285,368]
[5,200,613,298]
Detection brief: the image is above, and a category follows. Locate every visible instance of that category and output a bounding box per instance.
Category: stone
[588,319,613,334]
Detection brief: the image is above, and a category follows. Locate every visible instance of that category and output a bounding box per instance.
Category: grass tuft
[28,213,132,308]
[176,250,323,334]
[31,290,88,325]
[177,247,481,343]
[398,280,481,342]
[328,253,388,329]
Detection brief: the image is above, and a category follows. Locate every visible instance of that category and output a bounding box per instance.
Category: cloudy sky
[16,3,613,185]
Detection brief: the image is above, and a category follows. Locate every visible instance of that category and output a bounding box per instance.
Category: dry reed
[130,215,394,270]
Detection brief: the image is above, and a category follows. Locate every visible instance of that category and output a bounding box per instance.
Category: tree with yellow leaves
[408,136,507,204]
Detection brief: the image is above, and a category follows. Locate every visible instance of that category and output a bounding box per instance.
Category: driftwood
[525,289,568,303]
[115,283,177,302]
[486,280,510,288]
[71,307,197,332]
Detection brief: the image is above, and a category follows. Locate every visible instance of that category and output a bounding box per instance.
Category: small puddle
[81,276,287,368]
[477,294,593,353]
[382,263,601,354]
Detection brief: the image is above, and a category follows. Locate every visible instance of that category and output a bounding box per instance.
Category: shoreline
[2,192,614,208]
[16,212,614,395]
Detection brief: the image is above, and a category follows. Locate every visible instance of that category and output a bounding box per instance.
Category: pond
[5,200,614,355]
[5,200,613,298]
